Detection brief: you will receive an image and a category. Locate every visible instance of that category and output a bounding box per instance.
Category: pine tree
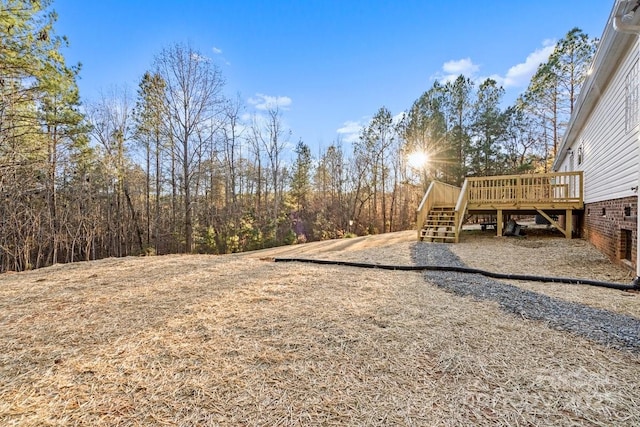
[290,140,312,212]
[521,28,597,166]
[1,0,88,271]
[469,79,507,176]
[134,71,167,250]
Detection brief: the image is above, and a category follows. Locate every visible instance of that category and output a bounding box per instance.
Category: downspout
[613,4,640,284]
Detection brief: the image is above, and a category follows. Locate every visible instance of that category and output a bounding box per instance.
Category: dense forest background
[0,1,597,272]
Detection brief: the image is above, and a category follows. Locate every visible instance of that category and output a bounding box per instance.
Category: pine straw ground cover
[0,232,639,426]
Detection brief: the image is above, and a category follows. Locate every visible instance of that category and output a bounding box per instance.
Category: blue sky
[53,0,614,152]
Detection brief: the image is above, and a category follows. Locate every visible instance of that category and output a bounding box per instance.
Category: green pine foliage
[1,0,92,271]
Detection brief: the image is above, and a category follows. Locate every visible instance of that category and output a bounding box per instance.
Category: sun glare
[407,151,429,170]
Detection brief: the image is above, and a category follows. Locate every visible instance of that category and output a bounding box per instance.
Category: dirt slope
[233,230,416,259]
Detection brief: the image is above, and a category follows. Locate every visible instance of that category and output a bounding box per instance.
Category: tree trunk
[155,131,161,253]
[146,140,151,246]
[171,139,178,250]
[183,133,192,253]
[124,183,144,253]
[48,125,59,265]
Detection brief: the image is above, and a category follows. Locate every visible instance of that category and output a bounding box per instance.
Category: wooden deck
[466,172,583,210]
[417,171,584,241]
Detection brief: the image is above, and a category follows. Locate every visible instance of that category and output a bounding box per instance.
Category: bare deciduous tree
[154,43,225,252]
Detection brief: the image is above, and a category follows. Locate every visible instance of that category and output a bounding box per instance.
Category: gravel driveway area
[413,242,640,353]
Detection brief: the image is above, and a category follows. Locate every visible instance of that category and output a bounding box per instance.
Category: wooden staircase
[419,206,456,242]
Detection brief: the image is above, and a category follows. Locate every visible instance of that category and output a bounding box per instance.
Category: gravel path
[412,242,640,353]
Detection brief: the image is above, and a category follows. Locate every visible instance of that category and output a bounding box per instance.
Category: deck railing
[466,171,583,208]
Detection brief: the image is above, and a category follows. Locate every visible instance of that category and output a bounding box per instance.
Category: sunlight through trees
[0,1,597,271]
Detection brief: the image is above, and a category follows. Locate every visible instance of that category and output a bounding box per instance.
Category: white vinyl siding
[559,38,639,204]
[626,58,639,132]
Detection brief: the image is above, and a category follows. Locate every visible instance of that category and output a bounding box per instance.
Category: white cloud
[336,120,364,143]
[433,40,557,90]
[442,58,480,75]
[542,38,555,48]
[502,41,556,87]
[433,58,482,84]
[248,93,292,111]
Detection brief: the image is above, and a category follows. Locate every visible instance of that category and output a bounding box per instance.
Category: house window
[625,59,639,132]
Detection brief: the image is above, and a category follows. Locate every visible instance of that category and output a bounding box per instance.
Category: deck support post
[497,209,503,237]
[565,209,573,240]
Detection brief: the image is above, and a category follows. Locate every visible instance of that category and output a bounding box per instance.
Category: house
[416,0,640,281]
[553,0,640,275]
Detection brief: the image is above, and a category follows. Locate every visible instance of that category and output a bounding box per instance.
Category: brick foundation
[583,196,637,271]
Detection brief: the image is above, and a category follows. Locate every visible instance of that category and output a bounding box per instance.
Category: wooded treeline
[0,1,596,272]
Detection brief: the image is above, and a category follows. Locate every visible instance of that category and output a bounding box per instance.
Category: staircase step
[419,205,459,243]
[430,237,456,242]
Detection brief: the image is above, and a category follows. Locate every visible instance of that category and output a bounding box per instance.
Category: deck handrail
[454,179,469,242]
[465,171,583,207]
[416,182,435,240]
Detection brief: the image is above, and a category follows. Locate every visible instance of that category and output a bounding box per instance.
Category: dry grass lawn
[1,230,639,426]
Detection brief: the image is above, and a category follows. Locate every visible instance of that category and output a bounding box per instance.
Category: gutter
[613,2,640,34]
[613,0,640,280]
